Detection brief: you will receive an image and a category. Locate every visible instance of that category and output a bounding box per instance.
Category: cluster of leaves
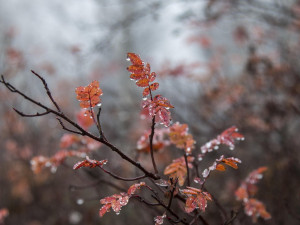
[164,156,194,186]
[168,122,195,154]
[0,53,273,225]
[31,134,101,174]
[235,167,271,222]
[127,53,174,127]
[199,126,244,156]
[180,187,212,213]
[75,80,103,109]
[136,128,170,153]
[99,182,145,217]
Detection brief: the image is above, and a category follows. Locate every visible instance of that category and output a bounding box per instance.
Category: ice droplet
[76,199,84,205]
[229,146,235,150]
[97,103,102,107]
[116,211,120,215]
[214,145,219,150]
[126,57,130,61]
[50,167,57,173]
[84,113,87,117]
[142,97,147,100]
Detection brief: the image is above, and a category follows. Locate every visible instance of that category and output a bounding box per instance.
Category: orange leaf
[216,164,226,171]
[136,78,150,87]
[75,80,102,108]
[127,53,143,65]
[150,82,159,91]
[127,182,146,196]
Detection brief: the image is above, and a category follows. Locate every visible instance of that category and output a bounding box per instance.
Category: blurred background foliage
[1,0,300,224]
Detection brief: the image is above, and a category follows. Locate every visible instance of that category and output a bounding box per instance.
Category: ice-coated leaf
[169,122,195,153]
[154,212,166,225]
[73,156,107,170]
[142,87,150,97]
[164,156,194,186]
[99,193,130,217]
[75,80,103,109]
[181,187,212,213]
[127,182,146,196]
[150,82,159,91]
[127,52,143,65]
[136,78,150,87]
[200,126,244,154]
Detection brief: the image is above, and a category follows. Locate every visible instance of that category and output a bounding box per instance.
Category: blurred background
[1,0,300,224]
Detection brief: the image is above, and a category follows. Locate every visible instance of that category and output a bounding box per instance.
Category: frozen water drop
[214,145,219,150]
[142,97,147,100]
[84,113,87,117]
[97,103,102,107]
[229,146,235,150]
[76,199,84,205]
[116,211,120,215]
[50,167,57,173]
[126,57,130,61]
[241,137,245,141]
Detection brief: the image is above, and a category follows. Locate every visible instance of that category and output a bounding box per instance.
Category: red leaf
[143,87,150,97]
[127,182,146,196]
[164,156,194,186]
[127,65,144,74]
[99,193,129,217]
[136,78,150,87]
[150,82,159,91]
[76,109,94,129]
[75,80,103,109]
[73,156,107,170]
[169,122,195,153]
[181,187,212,213]
[127,53,143,65]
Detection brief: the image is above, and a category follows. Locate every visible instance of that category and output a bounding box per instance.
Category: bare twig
[184,153,190,186]
[99,166,146,181]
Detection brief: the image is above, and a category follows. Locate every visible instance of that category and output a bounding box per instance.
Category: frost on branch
[235,167,271,222]
[180,187,212,213]
[200,126,244,154]
[164,156,194,186]
[99,182,145,217]
[137,128,170,153]
[73,156,108,170]
[169,122,195,154]
[202,155,241,178]
[75,80,103,109]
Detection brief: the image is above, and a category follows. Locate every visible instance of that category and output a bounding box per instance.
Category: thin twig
[99,167,147,181]
[57,118,83,135]
[13,108,50,117]
[31,70,61,112]
[149,116,158,174]
[184,153,191,186]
